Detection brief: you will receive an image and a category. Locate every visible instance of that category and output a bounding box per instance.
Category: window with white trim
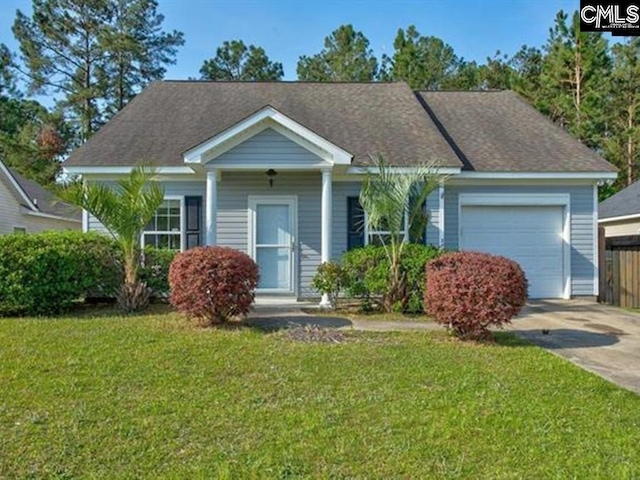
[346,196,425,249]
[365,208,410,246]
[143,198,183,250]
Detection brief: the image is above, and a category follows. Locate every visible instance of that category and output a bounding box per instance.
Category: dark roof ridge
[415,88,506,93]
[158,79,410,85]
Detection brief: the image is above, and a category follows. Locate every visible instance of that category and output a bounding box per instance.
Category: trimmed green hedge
[0,231,121,316]
[0,231,178,316]
[342,244,445,313]
[140,247,177,297]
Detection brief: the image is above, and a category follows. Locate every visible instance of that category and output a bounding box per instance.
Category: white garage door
[459,205,564,299]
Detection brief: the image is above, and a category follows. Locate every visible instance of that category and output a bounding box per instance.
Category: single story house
[599,181,640,237]
[0,159,81,234]
[63,81,616,304]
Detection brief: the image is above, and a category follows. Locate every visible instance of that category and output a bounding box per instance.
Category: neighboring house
[0,159,81,234]
[63,81,616,303]
[599,182,640,237]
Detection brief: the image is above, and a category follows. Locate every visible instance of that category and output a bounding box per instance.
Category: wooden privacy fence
[599,229,640,308]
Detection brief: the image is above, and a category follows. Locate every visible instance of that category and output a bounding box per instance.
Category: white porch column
[319,169,333,308]
[205,169,218,245]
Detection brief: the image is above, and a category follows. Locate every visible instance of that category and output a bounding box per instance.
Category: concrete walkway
[509,300,640,395]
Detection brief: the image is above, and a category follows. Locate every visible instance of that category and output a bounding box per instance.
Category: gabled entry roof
[183,106,352,165]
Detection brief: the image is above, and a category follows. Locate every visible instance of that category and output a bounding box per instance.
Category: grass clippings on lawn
[1,309,639,478]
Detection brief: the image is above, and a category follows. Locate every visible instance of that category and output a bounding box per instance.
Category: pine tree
[12,0,183,141]
[297,25,378,81]
[385,26,460,89]
[604,38,640,186]
[199,40,283,81]
[98,0,183,114]
[537,10,610,148]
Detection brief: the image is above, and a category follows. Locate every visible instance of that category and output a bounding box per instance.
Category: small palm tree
[359,155,445,311]
[59,166,165,312]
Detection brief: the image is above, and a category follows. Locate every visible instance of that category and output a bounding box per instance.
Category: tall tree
[13,0,110,141]
[199,40,283,81]
[509,45,544,101]
[297,25,378,81]
[0,97,70,185]
[604,38,640,187]
[98,0,184,114]
[536,10,610,147]
[0,44,17,96]
[12,0,183,141]
[384,26,460,89]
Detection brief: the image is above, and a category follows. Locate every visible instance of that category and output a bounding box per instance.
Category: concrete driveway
[509,300,640,394]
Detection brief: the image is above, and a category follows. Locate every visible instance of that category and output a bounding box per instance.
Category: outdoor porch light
[266,168,277,187]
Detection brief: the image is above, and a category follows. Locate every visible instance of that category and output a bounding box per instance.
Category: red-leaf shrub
[425,252,528,339]
[169,246,259,325]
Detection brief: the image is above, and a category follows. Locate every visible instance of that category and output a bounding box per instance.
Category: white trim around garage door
[458,193,571,299]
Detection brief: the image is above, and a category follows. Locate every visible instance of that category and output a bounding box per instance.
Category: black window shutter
[185,196,202,249]
[347,196,365,250]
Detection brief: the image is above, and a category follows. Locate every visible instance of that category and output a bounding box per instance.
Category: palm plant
[359,155,444,311]
[59,166,165,312]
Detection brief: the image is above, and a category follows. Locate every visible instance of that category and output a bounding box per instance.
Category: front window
[143,199,182,249]
[366,209,409,246]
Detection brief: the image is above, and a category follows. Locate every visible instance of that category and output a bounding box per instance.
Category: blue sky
[1,0,581,81]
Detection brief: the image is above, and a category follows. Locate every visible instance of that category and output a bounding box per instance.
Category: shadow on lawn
[67,302,173,319]
[245,315,353,332]
[502,328,621,349]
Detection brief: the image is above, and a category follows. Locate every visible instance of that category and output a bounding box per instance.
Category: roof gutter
[22,208,82,223]
[598,213,640,224]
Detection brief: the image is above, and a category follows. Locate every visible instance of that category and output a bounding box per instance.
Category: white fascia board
[183,106,353,165]
[23,209,82,223]
[63,166,196,175]
[598,213,640,224]
[457,171,618,180]
[459,192,570,206]
[0,160,38,211]
[212,163,331,171]
[346,166,462,175]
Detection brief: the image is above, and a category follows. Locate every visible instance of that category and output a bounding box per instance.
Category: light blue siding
[217,172,323,298]
[214,128,329,166]
[425,189,441,246]
[444,184,596,296]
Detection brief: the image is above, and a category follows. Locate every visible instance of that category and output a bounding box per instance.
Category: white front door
[249,196,297,294]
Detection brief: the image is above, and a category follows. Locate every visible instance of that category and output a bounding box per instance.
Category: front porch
[203,169,338,307]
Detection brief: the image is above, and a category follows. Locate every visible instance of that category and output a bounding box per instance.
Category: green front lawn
[1,309,639,478]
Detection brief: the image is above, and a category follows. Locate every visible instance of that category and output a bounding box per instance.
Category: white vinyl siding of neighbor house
[601,219,640,237]
[444,184,596,296]
[0,176,79,234]
[214,128,329,166]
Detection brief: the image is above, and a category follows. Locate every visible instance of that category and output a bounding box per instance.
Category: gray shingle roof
[65,81,463,168]
[6,167,81,220]
[64,81,615,174]
[599,181,640,219]
[417,90,616,172]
